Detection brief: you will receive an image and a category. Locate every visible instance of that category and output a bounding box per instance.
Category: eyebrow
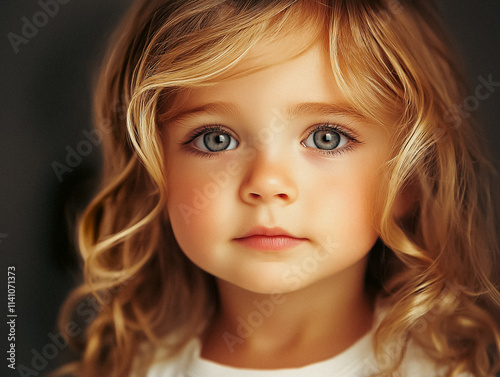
[168,101,366,123]
[286,102,367,121]
[168,101,240,122]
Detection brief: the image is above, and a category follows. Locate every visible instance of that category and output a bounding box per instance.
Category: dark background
[0,1,499,376]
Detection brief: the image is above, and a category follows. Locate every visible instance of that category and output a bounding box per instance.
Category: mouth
[233,227,307,251]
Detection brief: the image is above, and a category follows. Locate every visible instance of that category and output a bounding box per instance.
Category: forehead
[164,41,377,132]
[167,26,331,109]
[218,22,327,81]
[170,43,341,115]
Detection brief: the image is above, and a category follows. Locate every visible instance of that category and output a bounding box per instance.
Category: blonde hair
[57,1,500,376]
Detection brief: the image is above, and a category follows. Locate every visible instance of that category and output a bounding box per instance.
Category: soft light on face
[162,38,393,295]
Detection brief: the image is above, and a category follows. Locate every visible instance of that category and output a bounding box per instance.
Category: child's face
[163,39,393,295]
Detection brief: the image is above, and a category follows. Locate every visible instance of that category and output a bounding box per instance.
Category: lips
[233,227,307,251]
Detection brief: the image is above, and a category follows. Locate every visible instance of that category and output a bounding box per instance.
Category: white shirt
[142,328,461,377]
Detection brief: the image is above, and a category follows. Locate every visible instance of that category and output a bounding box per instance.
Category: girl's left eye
[193,130,238,152]
[301,125,349,151]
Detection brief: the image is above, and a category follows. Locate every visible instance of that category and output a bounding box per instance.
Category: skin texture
[163,39,394,368]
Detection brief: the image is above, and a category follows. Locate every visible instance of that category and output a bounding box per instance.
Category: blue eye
[193,130,238,152]
[302,126,348,150]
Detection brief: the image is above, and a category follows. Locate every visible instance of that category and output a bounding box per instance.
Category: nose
[239,152,298,205]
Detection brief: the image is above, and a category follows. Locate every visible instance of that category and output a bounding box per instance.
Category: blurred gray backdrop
[0,1,499,376]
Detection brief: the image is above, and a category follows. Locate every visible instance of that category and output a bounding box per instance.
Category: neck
[201,258,374,369]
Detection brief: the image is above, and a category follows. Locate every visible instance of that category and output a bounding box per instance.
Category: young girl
[57,0,500,376]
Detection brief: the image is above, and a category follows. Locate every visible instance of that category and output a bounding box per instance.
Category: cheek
[308,159,382,259]
[165,160,235,265]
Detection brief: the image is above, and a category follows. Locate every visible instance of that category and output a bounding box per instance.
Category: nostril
[246,192,290,201]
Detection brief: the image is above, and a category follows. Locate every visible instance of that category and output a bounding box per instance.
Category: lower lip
[234,236,305,251]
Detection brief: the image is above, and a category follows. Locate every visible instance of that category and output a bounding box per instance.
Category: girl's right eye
[192,129,239,152]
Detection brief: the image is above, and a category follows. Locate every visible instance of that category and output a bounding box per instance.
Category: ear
[393,181,419,220]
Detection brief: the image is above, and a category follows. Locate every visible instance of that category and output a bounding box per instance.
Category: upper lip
[235,226,304,239]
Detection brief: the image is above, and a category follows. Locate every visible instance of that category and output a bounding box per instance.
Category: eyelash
[182,122,362,157]
[182,124,234,158]
[303,123,362,157]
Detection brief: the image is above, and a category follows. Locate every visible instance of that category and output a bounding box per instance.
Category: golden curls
[55,1,500,376]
